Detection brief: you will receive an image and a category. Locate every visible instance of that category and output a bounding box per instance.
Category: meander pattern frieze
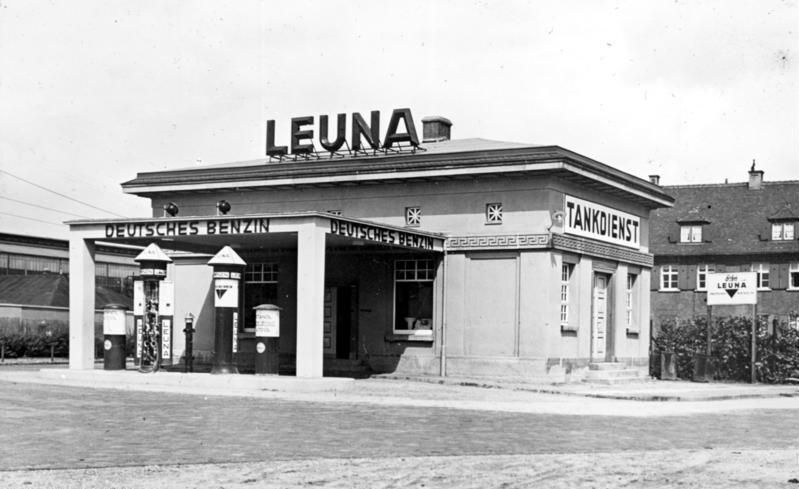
[445,232,653,267]
[551,234,654,267]
[446,234,550,250]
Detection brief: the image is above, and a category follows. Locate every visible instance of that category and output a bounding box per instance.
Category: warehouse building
[68,110,673,381]
[0,232,136,335]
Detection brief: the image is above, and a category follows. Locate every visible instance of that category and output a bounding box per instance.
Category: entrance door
[591,274,610,361]
[323,285,358,359]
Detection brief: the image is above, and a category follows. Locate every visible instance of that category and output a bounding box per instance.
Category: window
[680,225,702,243]
[660,265,679,290]
[405,207,422,226]
[772,222,795,241]
[243,263,279,331]
[560,264,574,327]
[789,263,799,290]
[485,203,503,224]
[394,259,434,333]
[752,263,770,290]
[696,264,714,291]
[626,274,638,332]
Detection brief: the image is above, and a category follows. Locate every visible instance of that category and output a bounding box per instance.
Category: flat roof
[121,139,674,209]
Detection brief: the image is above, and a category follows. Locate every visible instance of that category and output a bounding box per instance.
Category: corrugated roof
[650,180,799,256]
[0,274,132,308]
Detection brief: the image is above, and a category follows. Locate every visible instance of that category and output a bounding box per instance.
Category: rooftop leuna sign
[266,108,420,158]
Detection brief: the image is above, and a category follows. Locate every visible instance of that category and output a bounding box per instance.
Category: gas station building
[68,112,673,381]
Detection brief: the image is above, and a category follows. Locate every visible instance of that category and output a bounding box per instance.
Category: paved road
[1,381,798,472]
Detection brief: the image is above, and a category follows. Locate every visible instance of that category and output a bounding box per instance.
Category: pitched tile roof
[650,180,799,257]
[0,274,132,308]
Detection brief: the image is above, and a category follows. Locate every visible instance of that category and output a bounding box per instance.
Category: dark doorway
[335,285,358,359]
[324,285,359,360]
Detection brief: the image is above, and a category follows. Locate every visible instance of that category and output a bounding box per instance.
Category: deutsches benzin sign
[707,272,757,306]
[105,217,270,239]
[564,195,640,249]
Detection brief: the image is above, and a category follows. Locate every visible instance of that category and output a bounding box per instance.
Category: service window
[243,263,279,332]
[394,259,434,334]
[625,273,639,333]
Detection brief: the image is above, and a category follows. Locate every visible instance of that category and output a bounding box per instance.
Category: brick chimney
[422,116,452,143]
[649,175,660,185]
[748,160,764,190]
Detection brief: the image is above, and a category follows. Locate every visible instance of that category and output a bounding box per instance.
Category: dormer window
[767,206,798,241]
[772,222,795,241]
[680,224,702,243]
[676,215,709,244]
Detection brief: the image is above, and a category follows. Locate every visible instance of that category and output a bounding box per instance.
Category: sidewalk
[1,363,797,404]
[376,373,799,401]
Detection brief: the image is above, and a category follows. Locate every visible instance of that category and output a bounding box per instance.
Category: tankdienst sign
[706,272,757,305]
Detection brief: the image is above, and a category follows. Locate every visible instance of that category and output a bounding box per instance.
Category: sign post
[707,272,758,383]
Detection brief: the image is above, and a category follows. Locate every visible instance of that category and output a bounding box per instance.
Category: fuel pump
[133,243,172,373]
[208,246,246,374]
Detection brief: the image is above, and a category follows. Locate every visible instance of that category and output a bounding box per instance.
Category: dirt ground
[1,449,798,489]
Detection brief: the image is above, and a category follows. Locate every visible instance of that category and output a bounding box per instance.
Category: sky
[1,0,797,240]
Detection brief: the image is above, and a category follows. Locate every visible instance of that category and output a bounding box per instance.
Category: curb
[374,374,799,402]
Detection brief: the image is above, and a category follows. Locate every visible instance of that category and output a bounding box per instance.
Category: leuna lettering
[267,108,419,156]
[718,275,748,289]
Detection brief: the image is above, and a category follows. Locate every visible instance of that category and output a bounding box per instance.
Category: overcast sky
[1,0,796,240]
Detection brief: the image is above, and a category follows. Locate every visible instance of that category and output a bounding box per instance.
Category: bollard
[183,312,195,373]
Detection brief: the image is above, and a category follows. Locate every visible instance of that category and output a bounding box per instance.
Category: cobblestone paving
[1,381,798,472]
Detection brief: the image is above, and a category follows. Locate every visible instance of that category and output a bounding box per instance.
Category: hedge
[0,328,136,359]
[652,316,799,383]
[0,328,69,358]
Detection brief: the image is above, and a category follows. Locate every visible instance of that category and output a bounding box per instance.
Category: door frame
[590,272,614,362]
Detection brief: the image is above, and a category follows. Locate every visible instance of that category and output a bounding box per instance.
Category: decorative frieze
[445,232,653,267]
[446,234,550,251]
[551,234,653,267]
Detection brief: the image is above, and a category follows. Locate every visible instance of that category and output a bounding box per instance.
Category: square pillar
[69,236,96,370]
[295,220,326,377]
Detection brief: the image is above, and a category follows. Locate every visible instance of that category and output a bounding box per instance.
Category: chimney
[648,175,660,185]
[422,116,452,143]
[748,160,764,190]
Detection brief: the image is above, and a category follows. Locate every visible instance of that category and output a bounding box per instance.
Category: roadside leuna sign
[706,272,757,305]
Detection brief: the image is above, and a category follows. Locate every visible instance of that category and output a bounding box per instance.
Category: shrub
[652,315,799,383]
[0,328,69,358]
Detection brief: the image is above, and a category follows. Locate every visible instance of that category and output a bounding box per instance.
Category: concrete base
[445,356,550,381]
[36,368,355,394]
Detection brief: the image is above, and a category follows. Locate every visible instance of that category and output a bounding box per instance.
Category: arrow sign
[707,272,757,305]
[214,279,239,308]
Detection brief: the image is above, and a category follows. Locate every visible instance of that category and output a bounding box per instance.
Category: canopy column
[69,235,96,370]
[295,220,327,377]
